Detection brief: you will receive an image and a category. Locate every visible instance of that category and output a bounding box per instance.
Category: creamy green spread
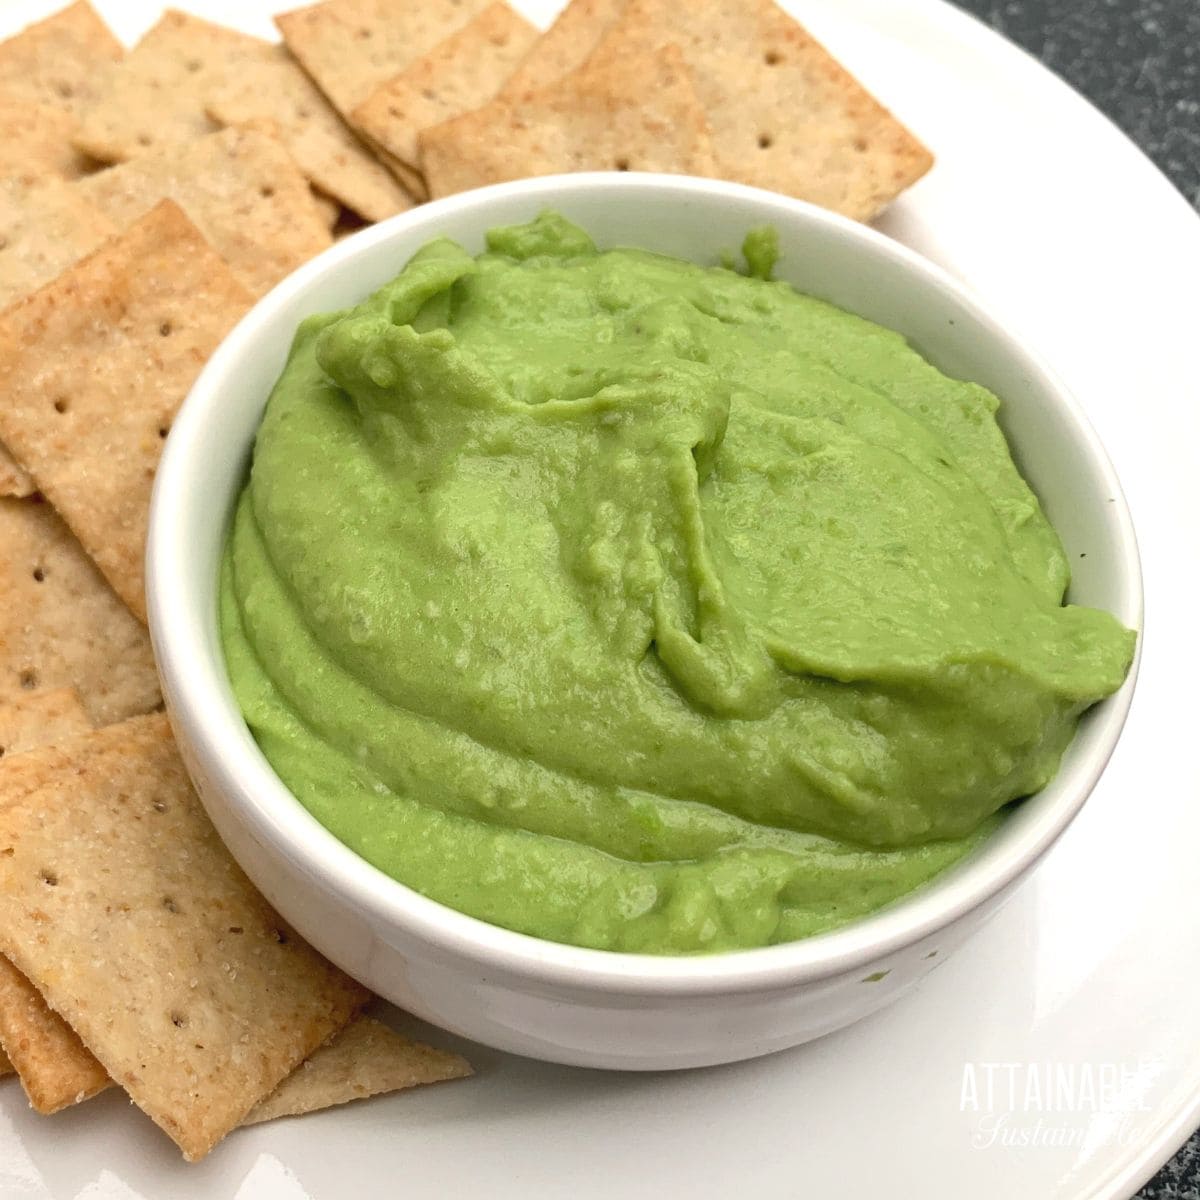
[220,212,1135,955]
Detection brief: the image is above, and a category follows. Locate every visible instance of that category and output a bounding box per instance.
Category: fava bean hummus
[221,213,1135,954]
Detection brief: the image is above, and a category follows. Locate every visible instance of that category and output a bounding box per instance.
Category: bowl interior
[148,173,1141,990]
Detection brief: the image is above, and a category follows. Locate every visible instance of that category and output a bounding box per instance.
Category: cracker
[275,0,492,196]
[0,202,253,621]
[0,93,92,182]
[352,3,538,174]
[204,44,414,223]
[0,1,122,117]
[0,687,91,758]
[0,714,369,1160]
[499,0,626,95]
[582,0,933,220]
[0,955,110,1114]
[0,497,160,724]
[420,43,716,198]
[72,10,270,164]
[0,175,117,312]
[244,1016,471,1125]
[78,128,332,299]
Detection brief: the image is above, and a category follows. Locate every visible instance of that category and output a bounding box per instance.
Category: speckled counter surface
[951,2,1199,1196]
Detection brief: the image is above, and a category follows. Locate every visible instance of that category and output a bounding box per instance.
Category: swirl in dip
[221,213,1135,954]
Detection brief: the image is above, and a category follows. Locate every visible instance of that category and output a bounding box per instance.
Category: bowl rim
[147,172,1143,997]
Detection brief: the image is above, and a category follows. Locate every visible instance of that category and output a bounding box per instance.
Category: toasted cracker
[0,1,122,117]
[72,10,270,164]
[78,128,331,299]
[352,3,537,175]
[0,202,253,621]
[583,0,932,220]
[275,0,492,197]
[0,497,160,723]
[0,955,110,1114]
[0,93,92,182]
[0,687,91,758]
[244,1016,471,1125]
[500,0,626,95]
[204,44,413,223]
[0,175,117,312]
[0,714,369,1160]
[420,43,715,197]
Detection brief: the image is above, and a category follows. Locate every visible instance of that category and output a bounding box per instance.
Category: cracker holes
[170,1011,188,1028]
[52,397,68,414]
[0,236,7,252]
[614,158,630,172]
[757,133,773,149]
[228,925,243,935]
[162,896,179,913]
[152,799,167,813]
[764,50,782,65]
[56,81,74,99]
[260,185,275,199]
[137,133,153,148]
[185,59,202,73]
[853,136,868,153]
[0,745,5,759]
[159,321,172,337]
[271,927,289,945]
[356,26,372,38]
[39,868,58,887]
[32,567,44,583]
[158,425,169,440]
[18,668,37,689]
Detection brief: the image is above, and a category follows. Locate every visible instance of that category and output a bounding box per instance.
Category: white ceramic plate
[1,1,1197,1197]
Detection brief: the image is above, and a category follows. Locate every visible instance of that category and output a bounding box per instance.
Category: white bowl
[147,174,1141,1071]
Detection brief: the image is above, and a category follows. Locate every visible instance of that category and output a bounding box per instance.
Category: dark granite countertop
[950,3,1199,1194]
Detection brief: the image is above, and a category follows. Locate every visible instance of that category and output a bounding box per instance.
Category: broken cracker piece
[420,43,715,198]
[0,497,160,724]
[244,1016,471,1125]
[582,0,933,220]
[0,201,253,621]
[352,3,538,175]
[0,1,122,117]
[0,955,110,1115]
[0,714,369,1160]
[78,127,331,299]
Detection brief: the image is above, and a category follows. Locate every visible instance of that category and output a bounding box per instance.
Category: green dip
[221,212,1135,955]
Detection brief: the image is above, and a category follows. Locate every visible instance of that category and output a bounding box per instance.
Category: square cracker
[352,3,538,175]
[0,175,117,313]
[0,714,369,1160]
[420,43,716,198]
[0,201,253,622]
[499,0,626,96]
[0,93,92,183]
[78,128,332,299]
[0,497,160,724]
[0,686,91,757]
[205,44,414,223]
[0,954,111,1114]
[582,0,932,221]
[275,0,493,197]
[0,1,122,117]
[244,1016,471,1125]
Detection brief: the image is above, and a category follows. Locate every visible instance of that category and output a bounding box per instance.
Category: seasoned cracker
[78,128,332,299]
[204,44,414,223]
[0,175,117,312]
[0,714,369,1160]
[583,0,933,220]
[0,1,122,117]
[0,497,160,724]
[0,686,91,758]
[0,93,92,182]
[0,202,253,621]
[499,0,626,96]
[244,1016,471,1125]
[420,43,715,197]
[352,3,538,175]
[275,0,492,196]
[0,955,110,1114]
